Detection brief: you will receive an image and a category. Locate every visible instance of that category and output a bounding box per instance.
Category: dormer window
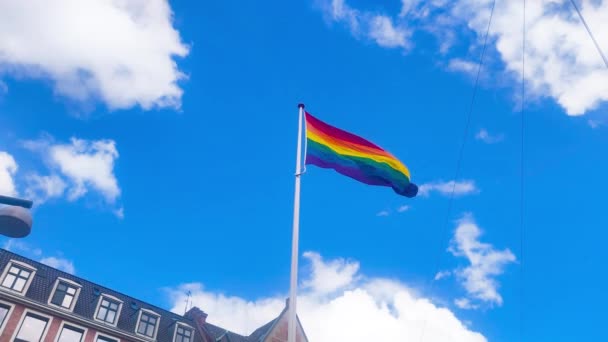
[174,323,194,342]
[136,309,160,339]
[49,278,81,311]
[0,260,36,295]
[94,294,122,326]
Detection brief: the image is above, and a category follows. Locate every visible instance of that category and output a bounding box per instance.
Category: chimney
[185,306,208,327]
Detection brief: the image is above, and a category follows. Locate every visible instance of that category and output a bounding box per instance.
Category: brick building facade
[0,249,307,342]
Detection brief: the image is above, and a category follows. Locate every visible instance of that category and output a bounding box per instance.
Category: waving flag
[305,111,418,197]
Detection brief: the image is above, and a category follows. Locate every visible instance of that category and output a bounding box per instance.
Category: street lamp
[0,195,33,238]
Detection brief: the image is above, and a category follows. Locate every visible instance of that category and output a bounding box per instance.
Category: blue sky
[1,0,608,341]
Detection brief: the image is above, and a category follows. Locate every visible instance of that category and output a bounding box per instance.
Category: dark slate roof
[0,249,204,342]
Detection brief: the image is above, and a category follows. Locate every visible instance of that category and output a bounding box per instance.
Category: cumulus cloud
[3,239,75,275]
[451,0,608,115]
[0,0,188,110]
[0,151,18,196]
[25,137,121,204]
[322,0,411,50]
[40,256,76,275]
[418,180,478,197]
[448,58,479,76]
[449,214,516,308]
[475,129,504,144]
[24,174,67,204]
[319,0,608,115]
[369,15,411,49]
[454,298,479,310]
[49,138,120,202]
[301,252,359,295]
[168,252,487,341]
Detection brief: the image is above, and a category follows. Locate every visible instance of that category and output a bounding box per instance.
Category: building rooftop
[0,248,302,342]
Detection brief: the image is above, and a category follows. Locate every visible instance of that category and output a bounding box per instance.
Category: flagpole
[288,103,305,342]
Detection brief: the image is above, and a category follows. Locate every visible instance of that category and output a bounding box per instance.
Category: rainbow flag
[305,112,418,197]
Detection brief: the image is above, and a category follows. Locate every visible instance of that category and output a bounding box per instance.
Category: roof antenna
[184,290,192,315]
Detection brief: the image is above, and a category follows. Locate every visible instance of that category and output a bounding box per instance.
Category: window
[0,302,12,334]
[95,295,122,325]
[136,310,160,338]
[50,279,80,310]
[15,312,49,342]
[175,324,193,342]
[95,335,118,342]
[0,303,10,327]
[57,324,85,342]
[1,261,35,294]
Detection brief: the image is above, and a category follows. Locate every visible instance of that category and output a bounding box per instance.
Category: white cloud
[454,298,479,310]
[0,151,18,196]
[328,0,360,33]
[378,205,410,216]
[448,58,478,76]
[320,0,608,115]
[49,138,120,202]
[397,205,411,212]
[25,137,121,203]
[40,256,75,275]
[302,252,359,295]
[418,180,478,197]
[0,0,188,110]
[3,239,42,257]
[322,0,411,50]
[434,270,451,281]
[376,210,390,217]
[449,214,516,308]
[24,174,67,204]
[3,239,75,275]
[475,129,504,144]
[369,16,410,49]
[167,252,487,341]
[450,0,608,115]
[114,207,125,219]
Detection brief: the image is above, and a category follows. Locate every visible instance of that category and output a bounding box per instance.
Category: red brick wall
[84,329,97,342]
[44,314,62,342]
[264,315,306,342]
[0,301,129,342]
[0,302,25,342]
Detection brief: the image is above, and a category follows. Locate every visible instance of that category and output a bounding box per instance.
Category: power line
[417,1,497,341]
[569,0,608,69]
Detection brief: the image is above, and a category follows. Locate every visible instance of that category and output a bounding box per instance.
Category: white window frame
[93,332,120,342]
[0,259,37,295]
[135,308,161,340]
[173,322,194,342]
[0,299,15,336]
[54,321,88,342]
[93,294,123,327]
[48,277,82,312]
[10,308,53,342]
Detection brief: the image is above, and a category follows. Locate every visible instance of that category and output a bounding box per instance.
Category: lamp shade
[0,206,33,238]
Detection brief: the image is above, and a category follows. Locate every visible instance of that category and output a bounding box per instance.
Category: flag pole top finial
[298,103,305,109]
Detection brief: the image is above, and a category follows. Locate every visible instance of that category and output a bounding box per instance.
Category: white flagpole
[288,103,305,342]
